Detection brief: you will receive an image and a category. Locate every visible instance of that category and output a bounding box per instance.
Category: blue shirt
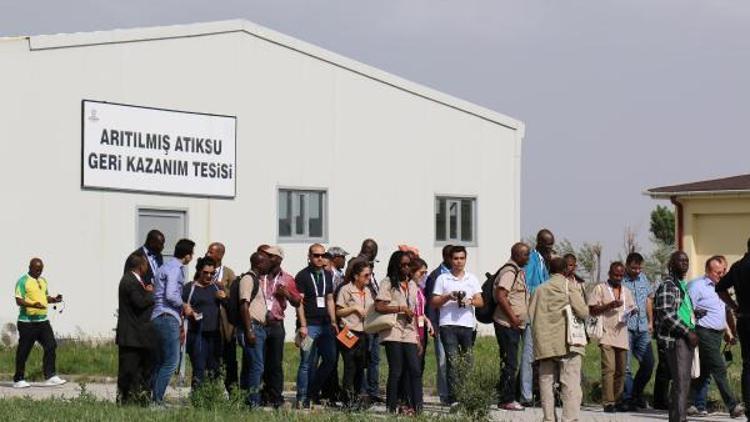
[525,250,549,294]
[688,276,726,331]
[622,273,653,332]
[151,257,185,323]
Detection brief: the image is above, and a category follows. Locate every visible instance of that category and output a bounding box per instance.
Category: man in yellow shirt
[13,258,66,388]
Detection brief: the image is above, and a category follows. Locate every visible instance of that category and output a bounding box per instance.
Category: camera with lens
[454,290,467,308]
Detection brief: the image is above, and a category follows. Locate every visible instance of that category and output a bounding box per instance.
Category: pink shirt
[263,270,301,322]
[415,287,427,342]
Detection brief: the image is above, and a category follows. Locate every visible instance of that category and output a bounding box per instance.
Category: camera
[454,291,467,308]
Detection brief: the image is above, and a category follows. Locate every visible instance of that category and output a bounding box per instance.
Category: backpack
[226,271,260,327]
[475,263,518,324]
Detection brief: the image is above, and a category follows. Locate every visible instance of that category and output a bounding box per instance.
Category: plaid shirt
[654,275,692,350]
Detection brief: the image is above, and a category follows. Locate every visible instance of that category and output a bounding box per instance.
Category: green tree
[650,205,675,246]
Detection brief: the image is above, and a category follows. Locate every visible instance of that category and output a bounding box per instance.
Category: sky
[2,0,749,261]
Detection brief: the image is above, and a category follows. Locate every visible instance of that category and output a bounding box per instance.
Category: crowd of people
[10,228,750,422]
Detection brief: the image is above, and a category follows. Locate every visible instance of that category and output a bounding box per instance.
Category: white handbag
[565,280,588,347]
[363,304,397,334]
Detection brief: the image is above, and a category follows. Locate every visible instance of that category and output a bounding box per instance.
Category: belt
[696,325,725,334]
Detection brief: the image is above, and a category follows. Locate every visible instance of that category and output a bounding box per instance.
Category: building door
[136,208,187,259]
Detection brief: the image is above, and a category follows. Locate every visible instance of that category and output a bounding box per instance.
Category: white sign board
[82,100,236,198]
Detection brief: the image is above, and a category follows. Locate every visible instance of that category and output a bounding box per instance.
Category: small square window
[278,189,327,242]
[435,196,476,245]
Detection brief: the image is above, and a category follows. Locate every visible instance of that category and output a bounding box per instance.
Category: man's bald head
[28,258,44,278]
[548,256,567,275]
[206,242,226,264]
[536,229,555,258]
[360,238,379,262]
[511,242,531,267]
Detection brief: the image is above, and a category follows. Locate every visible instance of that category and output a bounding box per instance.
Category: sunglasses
[311,253,326,258]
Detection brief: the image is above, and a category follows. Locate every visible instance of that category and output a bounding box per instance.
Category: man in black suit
[124,230,165,285]
[117,253,156,405]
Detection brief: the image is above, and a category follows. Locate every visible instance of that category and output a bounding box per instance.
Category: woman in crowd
[410,257,433,371]
[182,256,224,388]
[375,251,423,414]
[334,258,374,409]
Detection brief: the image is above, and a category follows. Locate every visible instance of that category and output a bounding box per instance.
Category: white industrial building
[0,20,525,339]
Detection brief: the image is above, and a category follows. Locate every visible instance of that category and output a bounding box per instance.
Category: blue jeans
[519,323,534,402]
[296,324,336,403]
[152,314,180,403]
[624,330,654,403]
[691,376,711,411]
[238,323,266,406]
[360,333,380,397]
[434,330,449,402]
[440,325,474,403]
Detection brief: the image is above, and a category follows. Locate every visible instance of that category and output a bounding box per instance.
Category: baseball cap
[326,246,349,258]
[263,245,285,259]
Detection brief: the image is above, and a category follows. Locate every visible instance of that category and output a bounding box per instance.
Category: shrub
[451,350,498,421]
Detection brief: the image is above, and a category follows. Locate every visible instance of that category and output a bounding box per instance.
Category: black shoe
[615,402,629,412]
[604,405,616,413]
[652,402,668,411]
[368,395,384,404]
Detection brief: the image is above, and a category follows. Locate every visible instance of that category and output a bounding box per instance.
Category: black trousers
[737,318,750,418]
[223,333,251,392]
[384,341,423,413]
[117,345,153,404]
[653,345,672,408]
[261,321,286,406]
[340,331,369,406]
[494,323,521,404]
[398,332,428,404]
[14,320,56,382]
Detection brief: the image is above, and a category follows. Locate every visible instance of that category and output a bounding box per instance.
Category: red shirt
[263,270,301,321]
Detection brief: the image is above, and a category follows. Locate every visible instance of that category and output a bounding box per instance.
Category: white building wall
[0,21,523,339]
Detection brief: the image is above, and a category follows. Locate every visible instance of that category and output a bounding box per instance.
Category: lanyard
[265,274,281,296]
[356,288,367,308]
[400,281,411,309]
[143,247,158,275]
[213,266,224,283]
[310,271,326,298]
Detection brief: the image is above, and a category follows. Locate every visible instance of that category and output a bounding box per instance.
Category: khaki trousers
[600,344,627,406]
[539,353,583,422]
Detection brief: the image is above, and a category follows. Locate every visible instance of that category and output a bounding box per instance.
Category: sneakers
[499,401,525,411]
[731,403,745,418]
[42,376,67,387]
[13,380,31,389]
[687,405,708,417]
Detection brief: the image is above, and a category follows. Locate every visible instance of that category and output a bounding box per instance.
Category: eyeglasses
[311,253,326,258]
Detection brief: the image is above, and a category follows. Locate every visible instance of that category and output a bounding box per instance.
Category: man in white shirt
[430,245,484,405]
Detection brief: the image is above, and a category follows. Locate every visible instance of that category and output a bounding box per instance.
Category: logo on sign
[88,109,99,123]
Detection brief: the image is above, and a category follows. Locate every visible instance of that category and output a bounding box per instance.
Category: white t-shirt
[433,271,482,328]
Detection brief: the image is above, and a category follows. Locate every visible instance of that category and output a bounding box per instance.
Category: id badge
[316,296,325,308]
[418,316,425,328]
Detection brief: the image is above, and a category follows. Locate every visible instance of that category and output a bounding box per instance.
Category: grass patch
[0,335,742,409]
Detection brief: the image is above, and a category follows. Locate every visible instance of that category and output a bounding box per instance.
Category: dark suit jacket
[424,266,443,325]
[123,247,162,285]
[116,272,156,349]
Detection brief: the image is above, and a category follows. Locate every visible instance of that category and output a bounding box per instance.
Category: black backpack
[475,263,518,324]
[226,271,260,327]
